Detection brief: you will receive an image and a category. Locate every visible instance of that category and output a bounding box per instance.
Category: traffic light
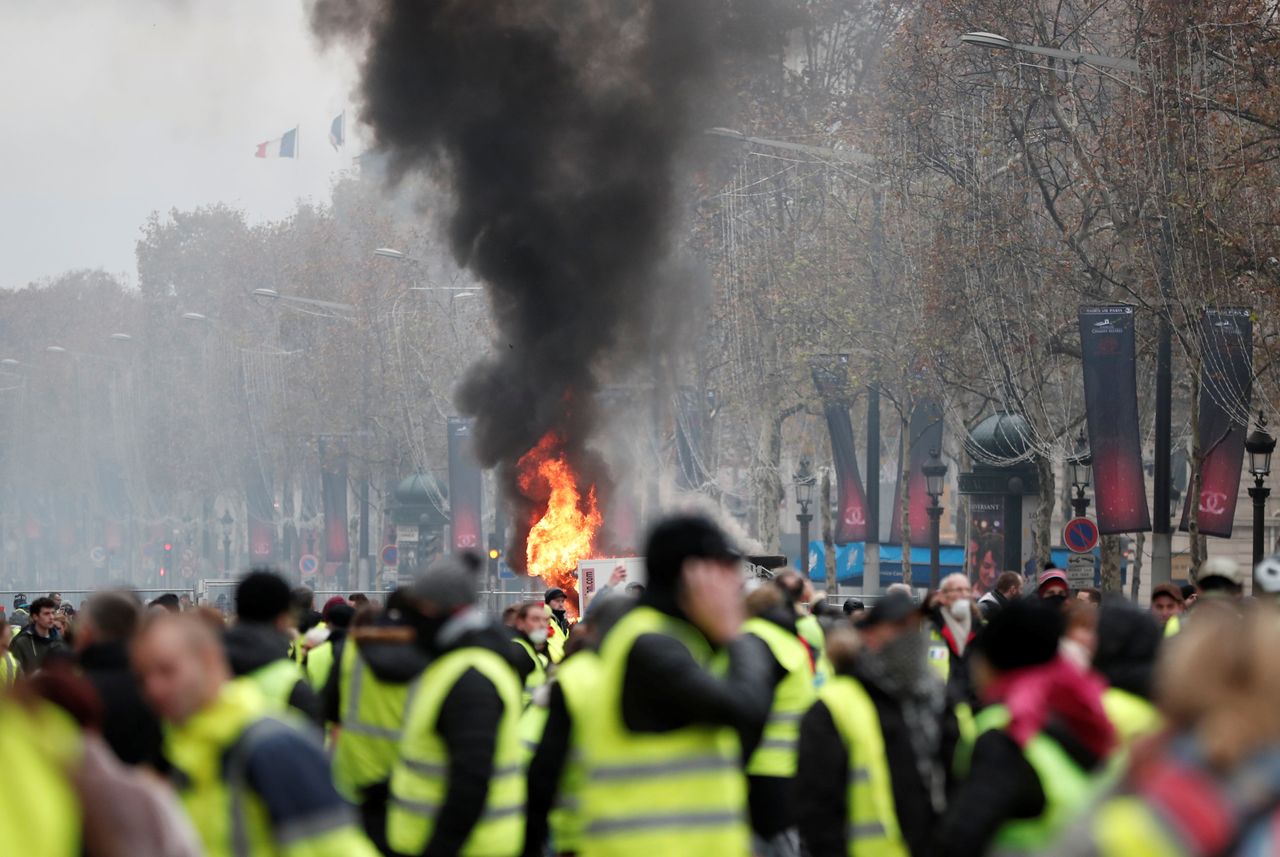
[488,548,501,561]
[161,542,173,580]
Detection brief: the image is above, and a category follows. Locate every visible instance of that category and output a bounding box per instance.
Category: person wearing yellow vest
[225,570,324,726]
[926,573,981,706]
[323,591,430,853]
[0,691,84,857]
[305,599,354,691]
[939,597,1116,855]
[545,587,573,664]
[739,582,818,851]
[389,557,527,857]
[1043,601,1280,857]
[132,611,380,857]
[796,591,960,857]
[1092,602,1163,752]
[775,569,832,689]
[509,600,549,706]
[537,514,771,857]
[0,624,19,688]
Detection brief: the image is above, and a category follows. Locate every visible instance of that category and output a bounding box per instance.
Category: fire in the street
[518,433,602,605]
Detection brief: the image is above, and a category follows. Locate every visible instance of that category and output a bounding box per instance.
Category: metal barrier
[1,589,197,609]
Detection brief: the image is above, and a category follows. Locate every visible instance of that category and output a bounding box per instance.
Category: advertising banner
[966,495,1006,597]
[889,398,944,544]
[245,463,275,562]
[448,417,483,553]
[1180,308,1252,537]
[1079,306,1151,534]
[811,355,869,544]
[319,438,350,563]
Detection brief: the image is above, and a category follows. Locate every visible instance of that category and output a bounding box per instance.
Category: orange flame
[517,433,602,608]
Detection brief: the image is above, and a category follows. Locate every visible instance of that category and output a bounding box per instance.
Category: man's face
[862,615,921,653]
[1151,594,1182,624]
[1076,591,1092,603]
[34,607,55,632]
[516,608,543,636]
[940,578,973,608]
[132,625,217,725]
[979,552,999,589]
[549,596,566,613]
[1040,582,1069,600]
[50,594,62,607]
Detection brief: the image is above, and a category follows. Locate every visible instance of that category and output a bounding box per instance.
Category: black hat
[972,597,1063,672]
[326,603,356,631]
[236,570,292,622]
[645,515,741,591]
[854,591,919,629]
[544,587,567,604]
[842,597,865,616]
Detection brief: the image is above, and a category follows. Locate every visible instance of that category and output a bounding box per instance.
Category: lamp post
[794,459,816,577]
[1069,428,1093,518]
[923,449,948,590]
[1245,412,1276,578]
[220,510,234,573]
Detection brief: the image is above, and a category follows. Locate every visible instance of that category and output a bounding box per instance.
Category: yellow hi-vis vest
[927,628,951,682]
[742,616,816,777]
[549,651,600,855]
[387,647,526,857]
[332,640,424,803]
[578,605,750,857]
[165,680,376,857]
[547,607,571,664]
[305,639,336,691]
[0,697,82,857]
[966,704,1097,852]
[795,613,832,688]
[820,675,910,857]
[1101,687,1161,752]
[1,650,18,687]
[239,658,304,712]
[513,637,547,706]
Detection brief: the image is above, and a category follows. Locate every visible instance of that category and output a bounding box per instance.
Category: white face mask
[948,599,971,620]
[528,627,548,645]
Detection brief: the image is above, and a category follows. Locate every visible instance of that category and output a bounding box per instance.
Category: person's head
[970,597,1064,697]
[405,556,477,651]
[938,573,973,614]
[12,594,28,614]
[326,603,355,632]
[842,598,865,621]
[1062,600,1099,662]
[349,593,370,610]
[623,581,645,598]
[29,596,57,633]
[1157,601,1280,771]
[290,586,315,617]
[774,570,807,610]
[745,582,785,618]
[152,593,181,614]
[235,569,293,630]
[501,605,519,628]
[514,601,547,642]
[976,534,1003,591]
[1150,583,1185,626]
[884,582,914,599]
[48,592,62,607]
[76,591,141,653]
[1197,557,1244,599]
[1180,584,1198,610]
[855,592,923,653]
[1076,588,1102,606]
[131,613,230,725]
[1093,601,1162,700]
[321,595,348,624]
[178,594,192,609]
[643,514,742,599]
[544,588,567,614]
[994,571,1023,599]
[1036,568,1070,603]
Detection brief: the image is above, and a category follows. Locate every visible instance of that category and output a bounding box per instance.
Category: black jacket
[223,622,323,726]
[524,598,772,857]
[796,666,960,857]
[415,613,525,857]
[79,641,164,768]
[11,624,66,674]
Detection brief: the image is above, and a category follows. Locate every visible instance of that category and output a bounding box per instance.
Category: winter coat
[11,624,66,674]
[80,641,164,767]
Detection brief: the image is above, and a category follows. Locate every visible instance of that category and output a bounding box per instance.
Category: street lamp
[251,288,354,314]
[958,30,1141,72]
[109,333,133,342]
[1245,412,1276,577]
[793,459,816,577]
[181,312,211,323]
[373,247,410,260]
[220,510,234,573]
[1068,428,1093,518]
[923,448,948,590]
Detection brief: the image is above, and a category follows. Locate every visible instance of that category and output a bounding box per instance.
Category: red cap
[1037,569,1069,592]
[321,595,347,621]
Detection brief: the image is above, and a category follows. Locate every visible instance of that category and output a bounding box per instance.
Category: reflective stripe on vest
[742,617,817,777]
[387,647,525,856]
[578,606,749,857]
[513,637,547,705]
[820,675,910,857]
[549,653,599,855]
[332,641,424,802]
[927,629,951,682]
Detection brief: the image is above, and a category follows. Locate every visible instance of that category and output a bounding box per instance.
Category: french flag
[254,126,298,159]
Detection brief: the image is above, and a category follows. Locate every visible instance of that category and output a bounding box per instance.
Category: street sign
[89,546,106,565]
[1062,517,1100,554]
[1067,552,1095,587]
[381,544,399,567]
[299,554,320,575]
[181,564,195,580]
[395,525,420,544]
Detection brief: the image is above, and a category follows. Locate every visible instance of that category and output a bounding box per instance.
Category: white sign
[577,557,646,610]
[1067,552,1095,587]
[395,525,420,544]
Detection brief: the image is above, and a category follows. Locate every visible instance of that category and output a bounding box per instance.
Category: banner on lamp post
[1180,308,1252,538]
[889,398,944,544]
[448,417,483,553]
[319,438,350,563]
[1079,306,1151,534]
[811,356,870,544]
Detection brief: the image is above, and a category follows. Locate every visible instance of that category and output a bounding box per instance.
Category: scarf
[983,655,1116,760]
[940,604,974,656]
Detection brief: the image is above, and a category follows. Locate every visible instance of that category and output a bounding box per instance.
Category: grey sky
[0,0,359,289]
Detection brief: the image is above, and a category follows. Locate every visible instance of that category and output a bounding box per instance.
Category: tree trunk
[1186,363,1207,578]
[1129,531,1145,602]
[1035,454,1054,570]
[1100,534,1122,593]
[753,412,787,553]
[821,470,837,594]
[899,414,912,588]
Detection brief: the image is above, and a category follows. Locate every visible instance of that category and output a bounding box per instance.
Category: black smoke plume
[313,0,721,568]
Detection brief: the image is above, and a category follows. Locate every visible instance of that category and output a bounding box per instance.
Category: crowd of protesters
[3,515,1279,857]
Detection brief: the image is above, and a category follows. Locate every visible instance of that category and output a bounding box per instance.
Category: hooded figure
[1092,602,1163,749]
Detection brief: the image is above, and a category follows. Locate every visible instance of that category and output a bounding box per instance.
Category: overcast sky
[0,0,360,289]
